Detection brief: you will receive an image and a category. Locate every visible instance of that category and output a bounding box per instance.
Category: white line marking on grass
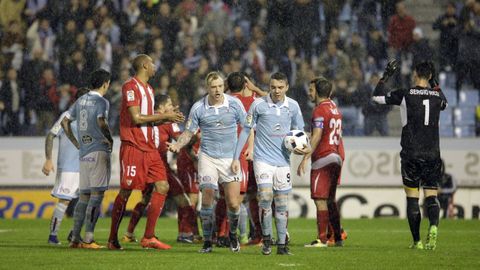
[0,229,13,233]
[278,263,301,267]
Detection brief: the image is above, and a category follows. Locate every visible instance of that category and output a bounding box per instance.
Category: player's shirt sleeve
[122,82,141,108]
[372,81,405,106]
[291,102,305,130]
[243,99,260,129]
[171,123,181,138]
[312,107,325,130]
[66,102,77,120]
[49,113,66,137]
[97,98,109,119]
[185,102,201,133]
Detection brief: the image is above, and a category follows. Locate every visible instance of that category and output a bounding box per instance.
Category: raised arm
[231,126,252,174]
[245,76,268,97]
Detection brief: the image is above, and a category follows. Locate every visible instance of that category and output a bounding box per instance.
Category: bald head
[132,54,151,73]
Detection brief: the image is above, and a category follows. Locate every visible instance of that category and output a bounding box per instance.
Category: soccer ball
[283,130,310,153]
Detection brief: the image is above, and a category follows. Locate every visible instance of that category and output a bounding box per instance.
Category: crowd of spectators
[0,0,478,137]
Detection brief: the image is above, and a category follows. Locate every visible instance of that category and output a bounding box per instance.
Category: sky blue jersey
[186,94,246,159]
[50,112,79,172]
[66,91,110,157]
[234,94,305,166]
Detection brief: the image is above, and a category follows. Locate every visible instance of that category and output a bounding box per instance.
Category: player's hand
[167,142,180,153]
[297,158,308,176]
[244,147,254,161]
[231,159,241,174]
[293,144,311,155]
[382,59,398,81]
[166,111,185,123]
[428,62,439,88]
[42,159,54,176]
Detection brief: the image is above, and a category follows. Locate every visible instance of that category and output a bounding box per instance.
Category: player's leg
[237,158,249,245]
[327,165,343,247]
[49,171,79,244]
[109,144,139,248]
[70,158,91,248]
[49,199,70,244]
[197,152,219,253]
[83,151,110,248]
[305,166,329,247]
[123,185,153,242]
[272,165,293,255]
[402,158,423,249]
[173,192,195,243]
[246,167,262,245]
[215,190,229,247]
[223,181,241,253]
[422,159,441,250]
[253,161,275,255]
[188,193,201,241]
[238,200,249,245]
[140,151,171,250]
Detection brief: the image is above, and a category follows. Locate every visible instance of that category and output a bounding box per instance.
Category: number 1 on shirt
[422,99,430,126]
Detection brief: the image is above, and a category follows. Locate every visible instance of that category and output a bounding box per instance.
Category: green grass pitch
[0,218,478,270]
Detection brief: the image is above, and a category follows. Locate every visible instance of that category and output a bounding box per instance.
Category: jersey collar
[89,91,102,97]
[267,94,289,108]
[204,94,229,109]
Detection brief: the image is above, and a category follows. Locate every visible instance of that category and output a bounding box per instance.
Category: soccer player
[169,71,247,253]
[227,72,267,245]
[42,87,90,245]
[232,72,309,255]
[121,94,198,244]
[372,61,448,250]
[108,54,184,250]
[297,77,345,248]
[62,69,114,248]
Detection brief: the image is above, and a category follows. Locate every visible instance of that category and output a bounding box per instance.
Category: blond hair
[205,71,224,87]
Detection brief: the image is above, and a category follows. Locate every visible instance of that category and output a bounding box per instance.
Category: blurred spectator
[24,0,48,24]
[279,46,300,86]
[20,47,49,100]
[291,0,317,59]
[352,73,391,136]
[83,18,97,46]
[317,42,351,82]
[100,16,121,48]
[96,33,113,72]
[410,27,434,68]
[32,68,57,135]
[200,32,221,69]
[155,2,180,51]
[56,19,78,64]
[1,21,25,71]
[60,50,90,88]
[203,0,232,37]
[139,0,160,26]
[455,0,480,91]
[387,1,416,53]
[242,41,266,82]
[347,32,367,63]
[0,68,22,135]
[57,84,77,112]
[221,25,248,65]
[432,2,459,71]
[323,0,346,35]
[332,78,358,136]
[0,0,26,29]
[26,17,56,61]
[367,28,388,69]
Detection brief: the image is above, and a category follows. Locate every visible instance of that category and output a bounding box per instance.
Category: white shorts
[254,161,292,193]
[197,152,241,190]
[51,171,79,200]
[80,151,111,193]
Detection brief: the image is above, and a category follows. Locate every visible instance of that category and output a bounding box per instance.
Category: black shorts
[401,157,441,190]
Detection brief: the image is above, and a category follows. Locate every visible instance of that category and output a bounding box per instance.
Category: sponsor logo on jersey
[81,135,93,144]
[185,119,192,130]
[127,90,135,101]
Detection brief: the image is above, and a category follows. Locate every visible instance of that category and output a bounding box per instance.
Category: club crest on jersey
[127,90,135,101]
[185,119,192,130]
[126,179,132,186]
[246,114,253,126]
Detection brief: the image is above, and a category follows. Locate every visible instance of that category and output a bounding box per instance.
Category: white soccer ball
[283,130,310,153]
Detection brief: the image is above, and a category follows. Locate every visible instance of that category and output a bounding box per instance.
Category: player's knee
[154,181,169,194]
[119,189,132,199]
[226,199,240,212]
[273,195,288,212]
[425,195,439,208]
[258,190,273,209]
[316,199,328,210]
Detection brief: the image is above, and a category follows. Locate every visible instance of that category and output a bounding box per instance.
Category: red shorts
[246,161,256,193]
[120,144,167,190]
[176,154,199,194]
[310,164,342,200]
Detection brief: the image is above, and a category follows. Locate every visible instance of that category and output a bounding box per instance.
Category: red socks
[144,192,166,238]
[128,201,147,234]
[109,194,128,242]
[317,210,329,243]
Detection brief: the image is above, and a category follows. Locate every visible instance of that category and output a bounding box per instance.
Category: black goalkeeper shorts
[401,157,442,190]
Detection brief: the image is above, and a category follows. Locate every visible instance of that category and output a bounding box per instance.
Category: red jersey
[231,92,256,112]
[120,77,156,152]
[311,99,345,161]
[231,92,256,153]
[155,123,181,163]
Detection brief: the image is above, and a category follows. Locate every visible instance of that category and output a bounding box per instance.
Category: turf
[0,218,478,270]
